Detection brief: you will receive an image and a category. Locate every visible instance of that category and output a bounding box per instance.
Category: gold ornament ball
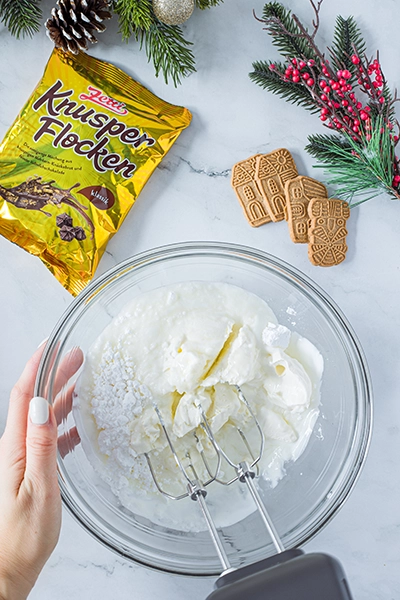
[152,0,195,26]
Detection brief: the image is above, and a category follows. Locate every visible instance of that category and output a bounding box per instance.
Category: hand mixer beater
[145,384,354,600]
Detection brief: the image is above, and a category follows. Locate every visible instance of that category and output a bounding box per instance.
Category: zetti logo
[79,86,128,116]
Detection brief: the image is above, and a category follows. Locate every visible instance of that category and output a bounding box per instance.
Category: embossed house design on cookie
[231,154,272,227]
[255,149,298,222]
[285,176,328,243]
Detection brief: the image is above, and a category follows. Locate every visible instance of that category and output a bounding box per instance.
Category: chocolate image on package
[0,177,95,237]
[231,154,272,227]
[56,212,73,228]
[72,226,86,241]
[255,148,298,222]
[58,225,75,241]
[0,49,191,295]
[308,198,350,267]
[285,176,328,244]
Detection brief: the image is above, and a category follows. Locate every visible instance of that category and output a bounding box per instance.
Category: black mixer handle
[206,549,354,600]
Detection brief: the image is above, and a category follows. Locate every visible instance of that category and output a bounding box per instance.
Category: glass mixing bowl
[35,242,372,576]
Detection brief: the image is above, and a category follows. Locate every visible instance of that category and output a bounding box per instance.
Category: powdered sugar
[92,342,147,433]
[84,340,155,493]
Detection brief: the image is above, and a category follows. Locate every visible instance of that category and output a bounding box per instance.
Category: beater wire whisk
[144,384,284,571]
[145,386,355,599]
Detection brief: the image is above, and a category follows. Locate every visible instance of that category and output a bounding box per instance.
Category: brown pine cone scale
[46,0,112,55]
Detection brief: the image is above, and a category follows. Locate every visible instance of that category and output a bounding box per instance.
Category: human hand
[0,344,83,600]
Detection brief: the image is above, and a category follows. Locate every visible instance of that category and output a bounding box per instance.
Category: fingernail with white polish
[29,397,49,425]
[37,336,49,349]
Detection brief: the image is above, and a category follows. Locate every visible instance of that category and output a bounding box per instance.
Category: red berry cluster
[353,55,385,103]
[351,55,399,148]
[271,51,393,143]
[269,51,400,190]
[318,64,361,133]
[282,57,316,87]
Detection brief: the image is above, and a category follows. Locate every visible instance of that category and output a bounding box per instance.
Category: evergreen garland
[250,0,400,204]
[1,0,223,86]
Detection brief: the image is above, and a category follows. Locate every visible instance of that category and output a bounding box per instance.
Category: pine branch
[195,0,223,8]
[114,0,153,39]
[383,83,396,122]
[305,133,352,162]
[250,60,320,113]
[251,0,400,205]
[259,2,316,60]
[330,16,366,78]
[114,0,196,86]
[140,21,196,86]
[0,0,41,38]
[368,81,395,123]
[306,120,399,204]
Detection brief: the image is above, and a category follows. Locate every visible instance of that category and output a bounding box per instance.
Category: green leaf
[260,2,315,60]
[330,15,366,78]
[0,0,41,38]
[250,60,320,113]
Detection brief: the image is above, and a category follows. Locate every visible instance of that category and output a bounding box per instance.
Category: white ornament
[152,0,195,26]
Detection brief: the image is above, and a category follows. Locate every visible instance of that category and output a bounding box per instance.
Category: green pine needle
[114,0,196,86]
[305,132,352,162]
[330,16,366,79]
[0,0,41,38]
[306,119,397,205]
[251,2,399,206]
[250,60,320,113]
[260,2,315,60]
[140,21,196,86]
[368,82,395,124]
[195,0,223,8]
[114,0,153,39]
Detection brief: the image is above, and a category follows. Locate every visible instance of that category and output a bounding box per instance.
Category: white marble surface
[1,0,400,598]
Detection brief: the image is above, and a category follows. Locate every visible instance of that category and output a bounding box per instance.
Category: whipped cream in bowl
[35,243,372,575]
[76,282,324,531]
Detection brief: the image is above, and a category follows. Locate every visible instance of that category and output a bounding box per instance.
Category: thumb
[25,397,58,487]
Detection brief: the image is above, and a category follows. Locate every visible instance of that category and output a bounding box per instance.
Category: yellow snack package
[0,49,191,295]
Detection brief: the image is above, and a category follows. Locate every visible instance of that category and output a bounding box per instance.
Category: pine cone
[45,0,112,55]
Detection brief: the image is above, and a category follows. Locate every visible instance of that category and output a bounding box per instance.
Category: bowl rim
[35,241,373,576]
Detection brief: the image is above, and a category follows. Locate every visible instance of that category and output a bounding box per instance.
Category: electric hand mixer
[145,385,354,600]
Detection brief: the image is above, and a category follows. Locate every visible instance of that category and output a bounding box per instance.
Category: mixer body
[207,550,353,600]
